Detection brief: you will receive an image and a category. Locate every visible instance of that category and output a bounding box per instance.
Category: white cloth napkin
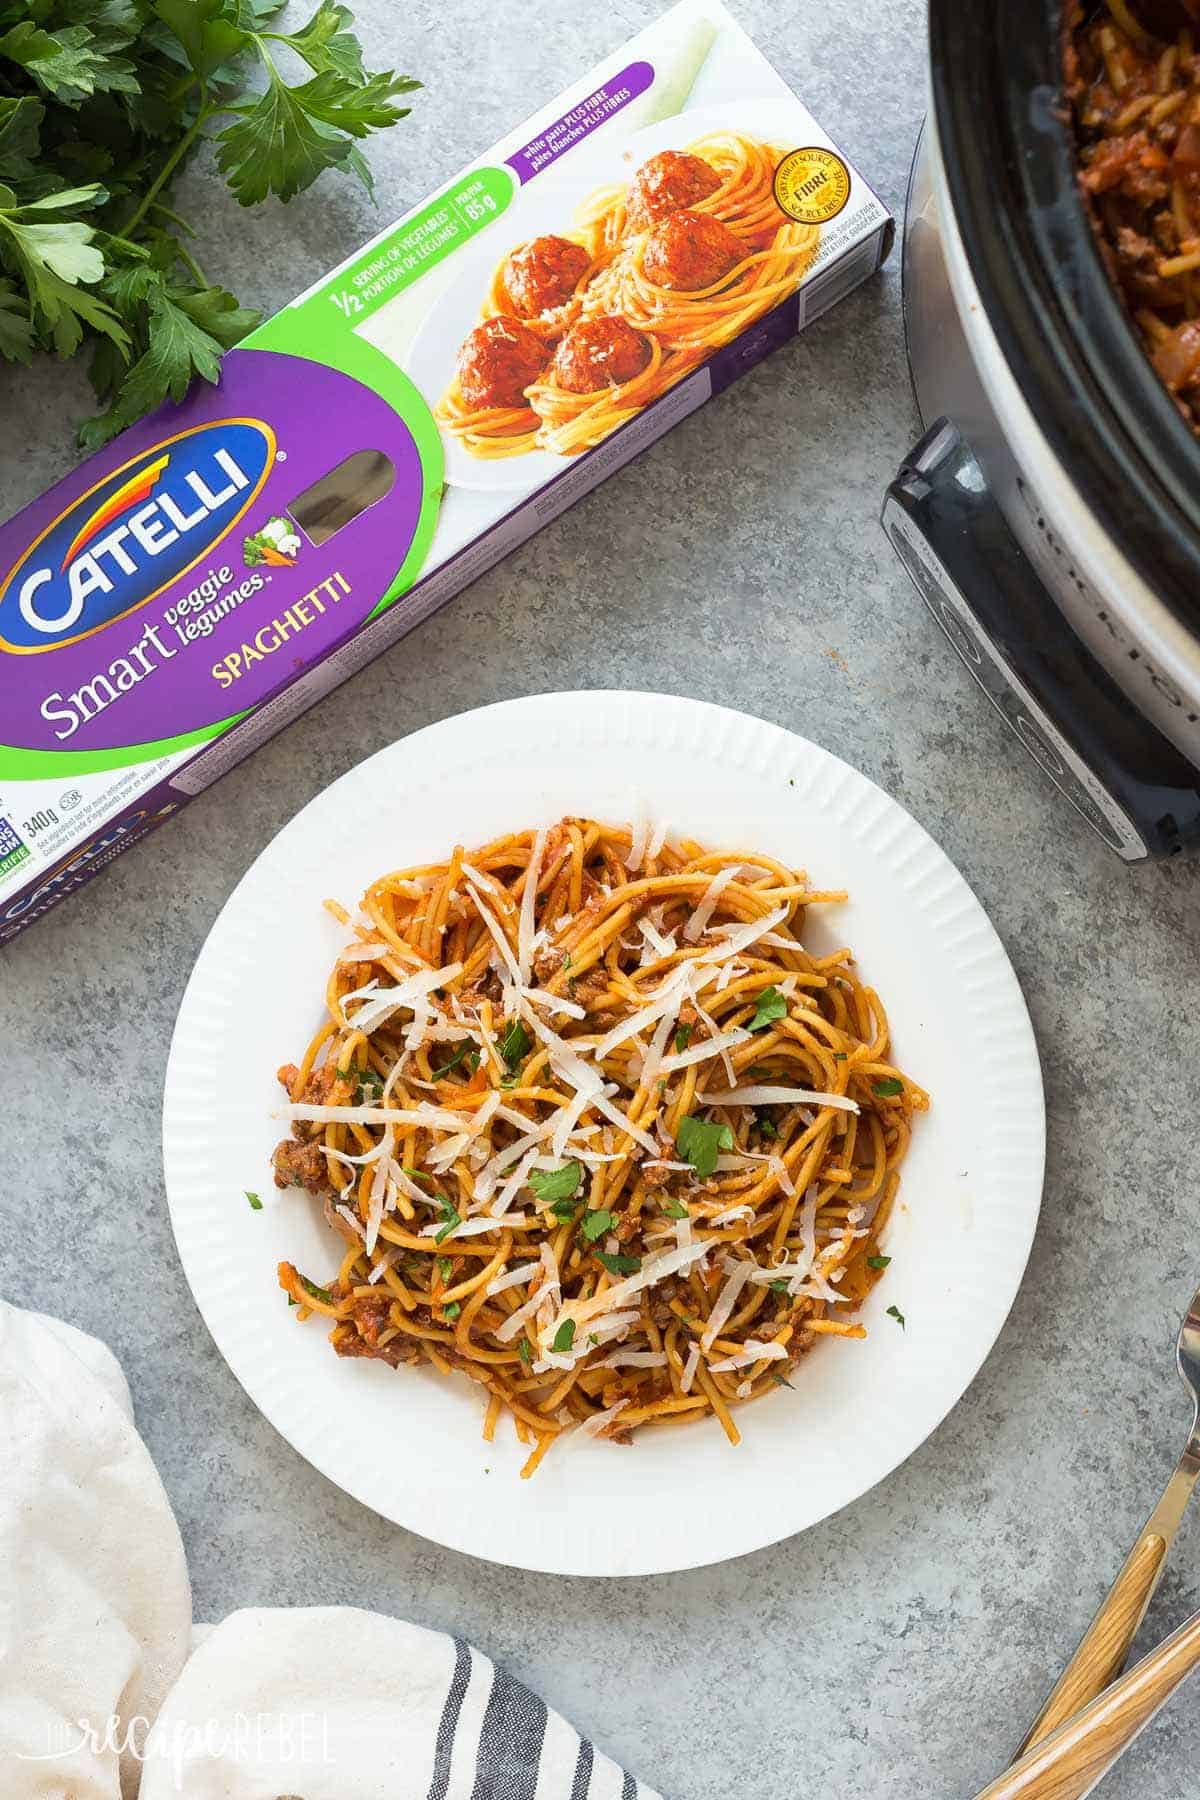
[0,1300,192,1799]
[0,1302,659,1800]
[139,1607,658,1799]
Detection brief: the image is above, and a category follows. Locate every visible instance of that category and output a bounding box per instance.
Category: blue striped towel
[136,1607,661,1799]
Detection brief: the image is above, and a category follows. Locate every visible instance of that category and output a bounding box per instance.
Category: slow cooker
[882,0,1200,861]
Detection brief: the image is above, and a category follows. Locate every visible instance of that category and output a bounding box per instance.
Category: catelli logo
[0,418,276,654]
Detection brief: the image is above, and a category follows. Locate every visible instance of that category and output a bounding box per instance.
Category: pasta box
[0,0,891,944]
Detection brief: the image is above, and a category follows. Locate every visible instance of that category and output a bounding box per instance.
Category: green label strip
[276,165,515,338]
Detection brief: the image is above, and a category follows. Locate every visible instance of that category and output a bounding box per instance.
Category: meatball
[627,150,722,231]
[504,235,591,317]
[642,210,742,292]
[456,315,547,409]
[551,315,652,394]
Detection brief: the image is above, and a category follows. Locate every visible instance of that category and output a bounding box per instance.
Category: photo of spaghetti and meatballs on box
[436,133,822,461]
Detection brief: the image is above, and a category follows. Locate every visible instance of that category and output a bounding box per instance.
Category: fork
[1016,1278,1200,1756]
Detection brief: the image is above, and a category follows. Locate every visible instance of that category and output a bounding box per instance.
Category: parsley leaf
[433,1198,461,1245]
[594,1250,641,1276]
[661,1197,689,1219]
[770,1278,790,1294]
[265,1,367,83]
[874,1077,904,1098]
[442,1300,461,1321]
[437,1256,453,1281]
[755,1109,778,1140]
[866,1254,891,1270]
[245,1190,262,1210]
[528,1162,582,1204]
[676,1115,734,1180]
[551,1318,576,1353]
[518,1336,532,1365]
[886,1304,906,1329]
[771,1371,794,1389]
[498,1018,532,1072]
[299,1274,332,1304]
[580,1208,614,1243]
[748,986,787,1033]
[0,2,419,443]
[673,1022,693,1053]
[431,1040,475,1079]
[0,273,37,360]
[216,65,416,206]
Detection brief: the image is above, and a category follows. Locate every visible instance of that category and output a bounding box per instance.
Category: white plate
[400,100,813,495]
[164,692,1044,1576]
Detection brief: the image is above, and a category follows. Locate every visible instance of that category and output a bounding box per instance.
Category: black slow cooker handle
[882,419,1200,862]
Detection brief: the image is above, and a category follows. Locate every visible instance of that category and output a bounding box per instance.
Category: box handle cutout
[287,449,396,546]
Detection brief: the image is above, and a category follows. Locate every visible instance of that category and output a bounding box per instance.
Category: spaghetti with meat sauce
[1066,0,1200,429]
[271,818,926,1478]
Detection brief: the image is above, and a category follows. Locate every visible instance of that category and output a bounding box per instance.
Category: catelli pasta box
[0,0,891,944]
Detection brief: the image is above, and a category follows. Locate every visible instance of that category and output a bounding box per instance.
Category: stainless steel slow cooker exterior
[884,2,1200,860]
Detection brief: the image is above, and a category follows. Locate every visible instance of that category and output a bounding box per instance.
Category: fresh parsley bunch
[0,1,419,448]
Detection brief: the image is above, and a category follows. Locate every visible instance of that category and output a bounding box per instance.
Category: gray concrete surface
[4,3,1200,1796]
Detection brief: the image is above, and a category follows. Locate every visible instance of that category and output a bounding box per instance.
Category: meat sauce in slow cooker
[1066,0,1200,429]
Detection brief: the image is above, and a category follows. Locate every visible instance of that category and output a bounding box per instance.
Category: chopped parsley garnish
[245,1190,262,1210]
[748,985,788,1033]
[661,1197,689,1219]
[528,1162,582,1204]
[498,1018,532,1072]
[287,1294,297,1307]
[770,1278,790,1294]
[442,1301,461,1320]
[874,1077,904,1098]
[755,1110,778,1140]
[581,1208,614,1243]
[834,1052,848,1062]
[771,1371,795,1389]
[551,1318,576,1353]
[399,1165,431,1183]
[432,1041,477,1079]
[867,1254,891,1270]
[437,1256,453,1281]
[518,1337,532,1365]
[594,1250,641,1276]
[886,1304,906,1328]
[299,1275,332,1305]
[341,1060,382,1098]
[550,1197,581,1222]
[673,1022,693,1053]
[676,1114,735,1179]
[433,1198,461,1244]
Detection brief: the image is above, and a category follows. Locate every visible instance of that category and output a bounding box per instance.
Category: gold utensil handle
[1019,1532,1168,1753]
[972,1607,1200,1800]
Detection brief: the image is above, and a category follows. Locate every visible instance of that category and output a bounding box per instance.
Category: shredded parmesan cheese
[709,1340,788,1371]
[684,866,738,941]
[582,1398,631,1437]
[701,1258,755,1350]
[696,1084,859,1113]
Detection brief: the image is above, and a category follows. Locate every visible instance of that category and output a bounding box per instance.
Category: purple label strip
[506,60,654,184]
